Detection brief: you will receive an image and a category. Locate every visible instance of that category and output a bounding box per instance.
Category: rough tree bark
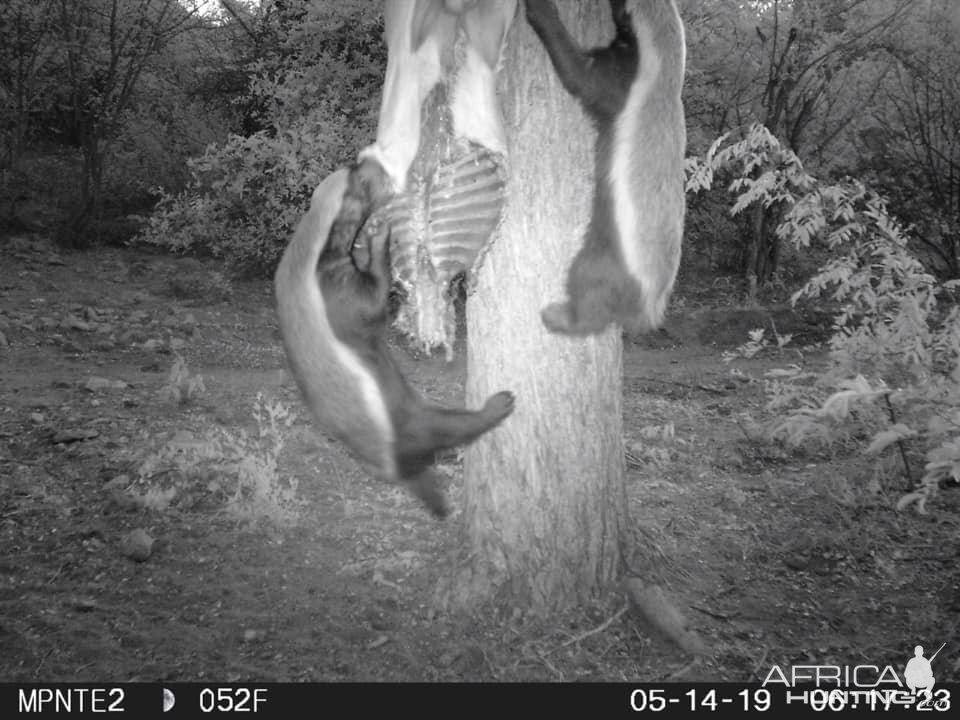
[445,1,628,613]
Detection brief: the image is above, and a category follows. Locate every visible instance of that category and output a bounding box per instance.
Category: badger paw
[483,391,515,424]
[540,302,576,334]
[541,301,614,336]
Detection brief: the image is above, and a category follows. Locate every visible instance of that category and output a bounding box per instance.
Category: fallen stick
[548,605,630,655]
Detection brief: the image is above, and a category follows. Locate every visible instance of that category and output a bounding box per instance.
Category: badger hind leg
[400,391,515,457]
[396,391,515,472]
[390,391,514,517]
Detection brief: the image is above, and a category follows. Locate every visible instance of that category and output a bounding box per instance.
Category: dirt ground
[1,236,957,683]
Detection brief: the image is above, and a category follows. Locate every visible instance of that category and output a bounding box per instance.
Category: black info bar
[3,682,955,718]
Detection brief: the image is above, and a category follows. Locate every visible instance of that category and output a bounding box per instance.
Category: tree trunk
[744,204,761,302]
[86,134,105,243]
[446,1,627,613]
[768,224,781,278]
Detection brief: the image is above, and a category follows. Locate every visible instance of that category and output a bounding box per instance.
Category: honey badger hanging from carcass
[274,159,515,519]
[524,0,686,337]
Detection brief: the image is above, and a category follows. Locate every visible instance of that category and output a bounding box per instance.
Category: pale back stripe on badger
[609,10,661,328]
[304,257,396,470]
[275,170,396,477]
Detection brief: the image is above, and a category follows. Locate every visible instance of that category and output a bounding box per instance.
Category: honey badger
[525,0,686,336]
[275,159,515,517]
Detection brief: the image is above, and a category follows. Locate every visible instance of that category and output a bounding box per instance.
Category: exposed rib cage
[378,82,507,359]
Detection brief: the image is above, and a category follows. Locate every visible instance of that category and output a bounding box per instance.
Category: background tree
[0,0,58,224]
[861,0,960,279]
[681,0,911,290]
[0,0,225,242]
[51,0,205,245]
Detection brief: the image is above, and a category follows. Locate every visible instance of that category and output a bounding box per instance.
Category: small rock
[366,635,389,650]
[119,330,146,345]
[21,396,51,409]
[783,554,810,571]
[84,376,128,392]
[52,427,100,443]
[169,337,185,351]
[142,338,164,351]
[104,475,131,492]
[29,413,44,424]
[242,629,266,643]
[71,597,99,612]
[120,529,154,562]
[62,315,93,332]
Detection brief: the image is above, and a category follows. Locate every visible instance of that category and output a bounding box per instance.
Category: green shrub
[137,4,383,274]
[770,182,960,510]
[690,124,960,510]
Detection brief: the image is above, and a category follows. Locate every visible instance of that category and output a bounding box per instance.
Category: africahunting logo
[761,643,950,712]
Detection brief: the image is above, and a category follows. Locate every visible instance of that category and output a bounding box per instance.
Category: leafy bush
[685,123,821,288]
[691,124,960,510]
[104,94,229,213]
[771,183,960,510]
[137,4,383,274]
[141,114,352,271]
[686,124,816,211]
